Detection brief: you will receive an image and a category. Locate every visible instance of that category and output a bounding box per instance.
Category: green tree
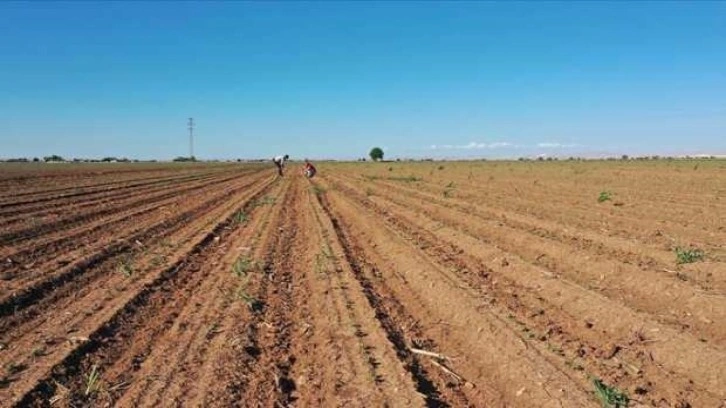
[369,147,384,162]
[173,156,197,162]
[43,155,65,162]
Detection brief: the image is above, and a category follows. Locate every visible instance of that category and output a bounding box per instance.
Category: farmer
[302,160,317,178]
[272,154,289,176]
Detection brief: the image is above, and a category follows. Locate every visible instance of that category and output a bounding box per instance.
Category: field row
[0,161,723,407]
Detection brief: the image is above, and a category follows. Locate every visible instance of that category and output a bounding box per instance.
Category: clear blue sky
[2,2,725,160]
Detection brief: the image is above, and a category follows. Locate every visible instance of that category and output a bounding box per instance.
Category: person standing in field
[272,154,289,176]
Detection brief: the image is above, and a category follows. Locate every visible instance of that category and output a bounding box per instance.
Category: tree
[173,156,196,162]
[43,155,65,162]
[369,147,384,162]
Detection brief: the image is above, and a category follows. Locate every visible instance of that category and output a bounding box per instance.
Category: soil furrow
[0,169,255,246]
[315,183,506,407]
[0,170,220,219]
[294,183,426,406]
[8,175,278,407]
[0,172,270,319]
[320,174,726,406]
[332,174,726,343]
[0,169,261,278]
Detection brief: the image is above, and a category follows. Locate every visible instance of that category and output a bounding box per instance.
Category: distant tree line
[172,156,197,162]
[0,155,161,163]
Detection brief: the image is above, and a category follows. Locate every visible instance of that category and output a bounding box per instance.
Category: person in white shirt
[272,154,289,176]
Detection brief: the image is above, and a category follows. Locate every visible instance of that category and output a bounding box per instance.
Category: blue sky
[1,2,725,160]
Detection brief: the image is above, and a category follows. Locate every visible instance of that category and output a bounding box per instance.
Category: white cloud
[427,141,582,151]
[537,142,579,148]
[430,141,515,150]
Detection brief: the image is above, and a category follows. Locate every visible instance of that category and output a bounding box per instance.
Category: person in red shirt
[302,160,317,178]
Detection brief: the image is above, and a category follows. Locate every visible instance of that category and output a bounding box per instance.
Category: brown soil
[1,160,724,407]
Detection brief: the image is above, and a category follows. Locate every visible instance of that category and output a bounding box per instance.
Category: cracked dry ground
[1,160,724,407]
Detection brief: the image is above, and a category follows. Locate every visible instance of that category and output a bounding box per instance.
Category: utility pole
[188,117,195,160]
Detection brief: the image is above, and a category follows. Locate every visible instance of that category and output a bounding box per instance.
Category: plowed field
[1,160,724,407]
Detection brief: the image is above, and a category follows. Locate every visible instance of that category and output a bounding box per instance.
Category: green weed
[31,346,46,358]
[117,257,134,278]
[150,254,166,267]
[443,182,455,198]
[675,247,705,264]
[592,378,629,408]
[311,185,326,196]
[232,256,257,278]
[254,196,276,207]
[314,244,334,274]
[4,362,25,375]
[597,191,613,203]
[84,364,101,396]
[236,287,263,312]
[206,322,222,338]
[232,210,248,225]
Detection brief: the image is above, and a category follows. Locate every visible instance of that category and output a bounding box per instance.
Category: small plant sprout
[150,254,166,267]
[236,287,263,312]
[31,346,46,359]
[206,322,222,339]
[84,364,101,396]
[117,256,134,278]
[5,362,25,375]
[675,247,705,264]
[232,256,256,278]
[443,182,455,198]
[254,196,276,207]
[592,378,629,408]
[233,211,248,225]
[311,185,326,196]
[597,191,613,203]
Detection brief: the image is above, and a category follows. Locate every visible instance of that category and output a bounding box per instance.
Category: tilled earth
[0,161,724,407]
